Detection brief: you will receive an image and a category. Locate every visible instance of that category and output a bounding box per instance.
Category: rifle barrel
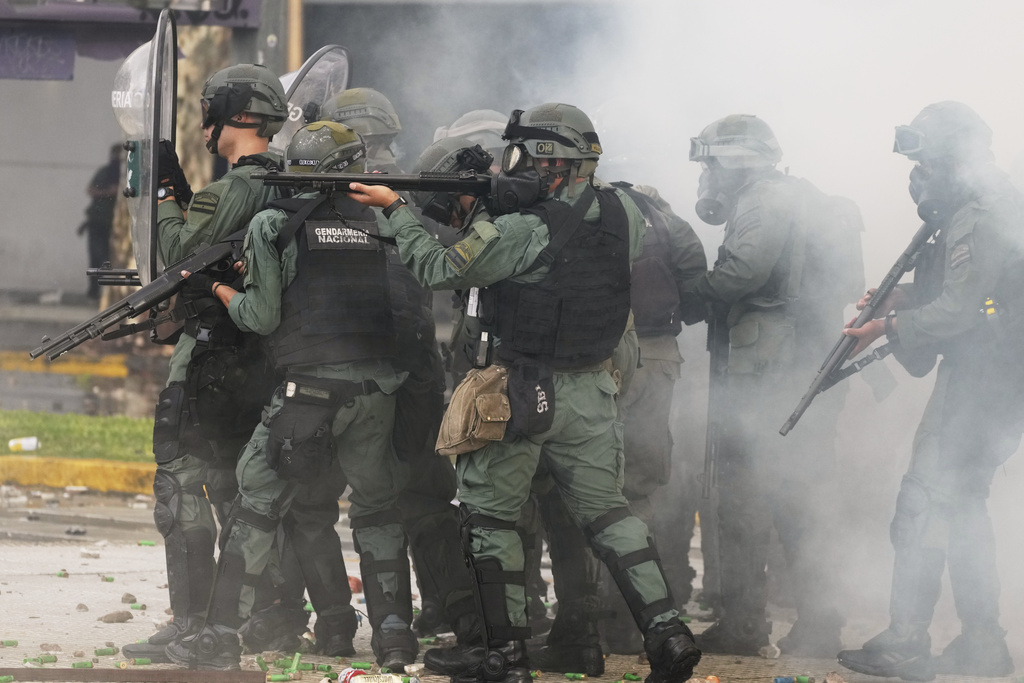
[251,169,494,196]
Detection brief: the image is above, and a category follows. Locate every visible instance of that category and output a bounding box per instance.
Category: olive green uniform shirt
[156,152,281,384]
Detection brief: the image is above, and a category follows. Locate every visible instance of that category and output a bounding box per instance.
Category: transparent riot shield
[111,10,177,286]
[271,45,351,157]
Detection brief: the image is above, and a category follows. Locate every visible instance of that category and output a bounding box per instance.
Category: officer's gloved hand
[182,272,218,298]
[157,140,194,206]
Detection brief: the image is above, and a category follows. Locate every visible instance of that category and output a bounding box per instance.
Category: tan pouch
[436,365,511,456]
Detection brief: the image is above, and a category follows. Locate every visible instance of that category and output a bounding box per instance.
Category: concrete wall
[0,56,123,295]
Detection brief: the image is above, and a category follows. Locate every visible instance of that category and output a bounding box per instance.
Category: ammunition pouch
[437,364,510,456]
[153,383,186,465]
[265,374,380,482]
[506,357,555,436]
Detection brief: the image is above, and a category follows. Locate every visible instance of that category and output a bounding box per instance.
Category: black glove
[157,139,194,205]
[183,272,218,298]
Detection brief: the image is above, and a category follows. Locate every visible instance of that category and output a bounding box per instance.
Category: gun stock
[251,169,494,196]
[780,221,938,435]
[30,232,245,361]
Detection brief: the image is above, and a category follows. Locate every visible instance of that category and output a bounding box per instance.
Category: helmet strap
[206,122,224,155]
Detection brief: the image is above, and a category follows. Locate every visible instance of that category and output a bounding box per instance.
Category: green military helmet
[894,101,993,162]
[285,121,367,173]
[200,63,287,138]
[434,109,507,159]
[323,87,402,141]
[412,135,493,223]
[688,114,782,169]
[502,103,602,162]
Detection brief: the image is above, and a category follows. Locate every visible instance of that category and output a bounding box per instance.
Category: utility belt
[264,372,380,482]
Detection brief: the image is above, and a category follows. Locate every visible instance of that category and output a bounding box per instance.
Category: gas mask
[487,143,549,214]
[415,145,494,224]
[908,162,954,224]
[694,166,737,225]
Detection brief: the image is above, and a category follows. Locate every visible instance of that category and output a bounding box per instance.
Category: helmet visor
[893,125,925,157]
[502,144,529,174]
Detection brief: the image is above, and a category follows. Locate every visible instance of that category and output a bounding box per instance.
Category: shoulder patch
[445,241,474,271]
[950,242,971,269]
[443,222,500,272]
[190,191,220,216]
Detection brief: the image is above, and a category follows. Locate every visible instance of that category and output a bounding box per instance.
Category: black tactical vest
[493,187,631,368]
[267,194,396,368]
[616,185,682,338]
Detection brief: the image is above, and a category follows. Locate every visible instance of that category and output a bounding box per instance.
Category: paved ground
[1,486,1021,683]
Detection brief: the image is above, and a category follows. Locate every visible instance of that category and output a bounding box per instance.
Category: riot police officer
[166,122,418,671]
[839,102,1024,681]
[349,103,701,683]
[123,63,287,663]
[323,88,483,646]
[686,115,860,656]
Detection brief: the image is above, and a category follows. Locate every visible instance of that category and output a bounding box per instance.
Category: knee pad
[891,478,932,549]
[153,384,187,465]
[153,470,182,538]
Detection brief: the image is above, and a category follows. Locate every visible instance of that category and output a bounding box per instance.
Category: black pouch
[507,357,555,436]
[153,383,186,465]
[187,340,280,440]
[393,373,445,462]
[265,378,339,482]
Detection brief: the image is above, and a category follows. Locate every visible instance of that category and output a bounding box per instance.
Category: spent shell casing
[291,652,302,670]
[101,576,114,582]
[623,675,643,681]
[324,673,339,680]
[796,678,815,683]
[39,655,57,663]
[0,675,14,682]
[296,663,314,671]
[352,663,373,670]
[23,658,42,664]
[317,665,333,672]
[137,540,156,546]
[56,571,69,578]
[257,656,269,672]
[565,675,587,680]
[1,640,17,646]
[129,603,146,610]
[268,676,292,682]
[132,658,152,665]
[72,661,93,669]
[94,647,118,656]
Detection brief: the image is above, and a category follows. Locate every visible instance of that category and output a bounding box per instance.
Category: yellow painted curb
[0,456,155,494]
[0,351,128,378]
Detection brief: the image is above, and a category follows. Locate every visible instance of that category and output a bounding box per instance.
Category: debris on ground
[98,611,133,623]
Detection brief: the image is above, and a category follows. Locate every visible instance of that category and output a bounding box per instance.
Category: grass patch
[1,409,153,462]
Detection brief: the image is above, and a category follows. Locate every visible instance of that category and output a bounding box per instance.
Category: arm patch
[443,222,500,272]
[190,191,220,216]
[950,242,971,269]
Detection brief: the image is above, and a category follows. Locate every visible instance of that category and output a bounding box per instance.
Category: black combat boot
[644,618,701,683]
[694,617,770,656]
[123,617,200,663]
[414,599,450,637]
[165,623,242,670]
[933,622,1014,677]
[239,601,309,654]
[838,623,933,682]
[776,609,845,658]
[449,641,531,683]
[528,601,604,676]
[313,608,359,657]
